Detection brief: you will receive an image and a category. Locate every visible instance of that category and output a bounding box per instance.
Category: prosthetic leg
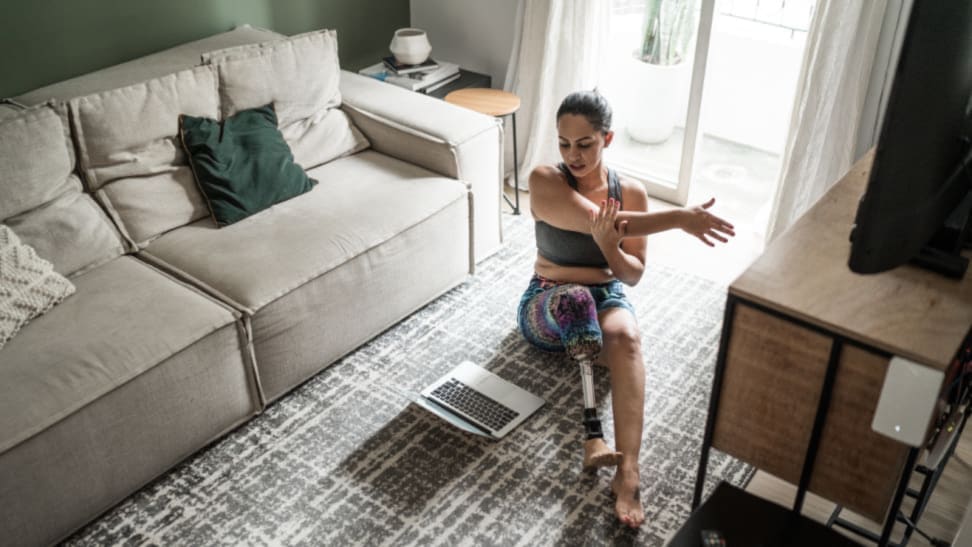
[574,351,623,470]
[542,284,623,470]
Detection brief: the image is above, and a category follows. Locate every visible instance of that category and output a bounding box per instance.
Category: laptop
[415,361,545,439]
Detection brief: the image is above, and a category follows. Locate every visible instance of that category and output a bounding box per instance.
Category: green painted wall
[0,0,409,97]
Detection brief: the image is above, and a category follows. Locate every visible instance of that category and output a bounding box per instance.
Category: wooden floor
[504,185,972,545]
[745,424,972,546]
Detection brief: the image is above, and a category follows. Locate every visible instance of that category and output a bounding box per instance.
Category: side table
[443,88,522,215]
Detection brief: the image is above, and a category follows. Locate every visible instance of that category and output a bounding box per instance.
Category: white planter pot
[627,58,691,144]
[389,28,432,65]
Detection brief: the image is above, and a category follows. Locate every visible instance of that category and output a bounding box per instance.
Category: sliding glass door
[602,0,716,206]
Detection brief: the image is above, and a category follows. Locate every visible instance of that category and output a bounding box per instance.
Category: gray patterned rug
[66,214,752,546]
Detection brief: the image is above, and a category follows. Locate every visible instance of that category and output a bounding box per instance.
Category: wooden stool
[444,88,522,215]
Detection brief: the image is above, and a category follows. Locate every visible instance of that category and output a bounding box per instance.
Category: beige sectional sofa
[0,25,503,546]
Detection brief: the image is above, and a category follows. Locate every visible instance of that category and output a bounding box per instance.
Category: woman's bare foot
[582,438,623,470]
[611,466,644,528]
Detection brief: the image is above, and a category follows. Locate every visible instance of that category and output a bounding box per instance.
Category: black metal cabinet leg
[692,295,738,509]
[879,448,920,546]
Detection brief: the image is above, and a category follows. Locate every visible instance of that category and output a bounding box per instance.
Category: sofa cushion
[0,106,75,221]
[95,167,204,248]
[0,225,75,350]
[69,65,219,189]
[0,256,240,454]
[4,183,127,277]
[0,102,21,120]
[0,319,254,547]
[0,106,125,276]
[180,104,317,226]
[203,29,369,170]
[142,150,468,314]
[67,65,219,247]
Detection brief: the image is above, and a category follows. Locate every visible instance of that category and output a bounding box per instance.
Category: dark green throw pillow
[180,104,317,227]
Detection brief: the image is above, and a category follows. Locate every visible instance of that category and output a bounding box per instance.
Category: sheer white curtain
[765,0,887,241]
[503,0,611,187]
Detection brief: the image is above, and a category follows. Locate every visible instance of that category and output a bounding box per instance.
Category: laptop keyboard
[429,379,520,432]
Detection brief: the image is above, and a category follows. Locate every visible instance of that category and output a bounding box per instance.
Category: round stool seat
[444,87,523,215]
[444,88,521,117]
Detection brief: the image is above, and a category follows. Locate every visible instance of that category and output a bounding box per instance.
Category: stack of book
[359,57,461,94]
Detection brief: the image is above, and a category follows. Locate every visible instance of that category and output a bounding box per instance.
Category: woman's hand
[680,198,736,246]
[591,197,628,252]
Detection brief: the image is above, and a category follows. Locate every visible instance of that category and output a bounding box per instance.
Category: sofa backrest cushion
[0,103,20,121]
[67,65,219,248]
[180,104,318,226]
[0,106,75,220]
[0,106,124,276]
[202,29,370,171]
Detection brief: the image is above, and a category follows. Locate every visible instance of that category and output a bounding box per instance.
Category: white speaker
[871,356,944,447]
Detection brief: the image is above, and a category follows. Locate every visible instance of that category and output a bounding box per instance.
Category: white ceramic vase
[389,28,432,65]
[626,56,691,144]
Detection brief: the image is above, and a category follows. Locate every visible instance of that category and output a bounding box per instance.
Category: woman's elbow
[619,268,645,287]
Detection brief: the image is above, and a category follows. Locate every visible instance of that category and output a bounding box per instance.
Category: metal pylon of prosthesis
[576,354,604,439]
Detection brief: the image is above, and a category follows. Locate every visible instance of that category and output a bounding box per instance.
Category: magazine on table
[359,61,460,92]
[382,56,439,75]
[421,72,461,94]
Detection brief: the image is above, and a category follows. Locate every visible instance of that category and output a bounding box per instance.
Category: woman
[518,90,734,528]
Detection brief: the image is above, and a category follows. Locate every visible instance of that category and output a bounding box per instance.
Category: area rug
[66,214,753,546]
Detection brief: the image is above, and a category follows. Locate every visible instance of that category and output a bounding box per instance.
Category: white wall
[410,0,519,88]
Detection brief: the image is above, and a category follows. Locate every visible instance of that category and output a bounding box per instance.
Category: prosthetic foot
[578,355,623,470]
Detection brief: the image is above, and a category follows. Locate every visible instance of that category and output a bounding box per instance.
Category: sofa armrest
[339,70,504,262]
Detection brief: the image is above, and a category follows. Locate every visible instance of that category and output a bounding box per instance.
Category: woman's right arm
[528,165,598,233]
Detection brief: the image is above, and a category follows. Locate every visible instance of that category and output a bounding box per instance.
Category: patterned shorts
[516,274,635,359]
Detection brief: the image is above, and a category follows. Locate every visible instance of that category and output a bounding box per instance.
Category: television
[848,0,972,278]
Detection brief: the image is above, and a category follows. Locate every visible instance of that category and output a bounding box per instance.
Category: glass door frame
[613,0,717,207]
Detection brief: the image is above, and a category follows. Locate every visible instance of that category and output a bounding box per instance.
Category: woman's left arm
[615,198,735,246]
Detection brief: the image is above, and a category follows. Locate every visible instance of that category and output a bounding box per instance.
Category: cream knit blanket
[0,225,75,350]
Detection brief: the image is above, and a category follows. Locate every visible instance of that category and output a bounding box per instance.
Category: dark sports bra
[534,163,622,268]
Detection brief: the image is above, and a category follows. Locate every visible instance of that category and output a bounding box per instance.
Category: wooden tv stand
[692,150,972,542]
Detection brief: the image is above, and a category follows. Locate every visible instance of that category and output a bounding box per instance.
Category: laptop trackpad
[476,376,512,400]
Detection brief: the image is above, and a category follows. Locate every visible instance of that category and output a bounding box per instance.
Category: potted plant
[628,0,700,144]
